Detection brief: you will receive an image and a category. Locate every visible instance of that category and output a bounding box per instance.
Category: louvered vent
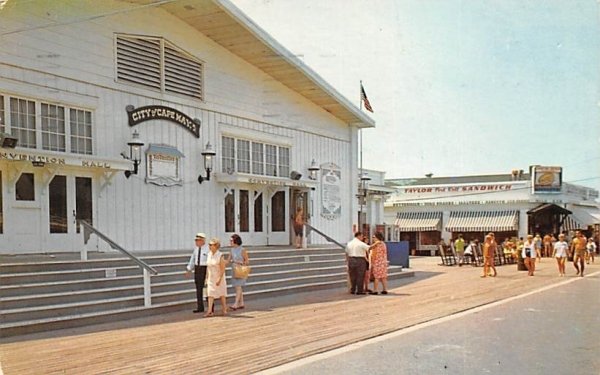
[165,43,203,99]
[116,36,161,90]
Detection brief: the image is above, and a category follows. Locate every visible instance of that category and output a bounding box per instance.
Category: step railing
[304,223,345,250]
[80,220,158,307]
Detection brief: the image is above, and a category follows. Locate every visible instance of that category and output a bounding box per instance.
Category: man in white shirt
[345,232,370,295]
[185,232,209,313]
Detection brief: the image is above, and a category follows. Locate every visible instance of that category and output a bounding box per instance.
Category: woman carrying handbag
[229,234,250,310]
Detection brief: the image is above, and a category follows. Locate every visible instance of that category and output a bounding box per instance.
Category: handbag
[233,264,251,279]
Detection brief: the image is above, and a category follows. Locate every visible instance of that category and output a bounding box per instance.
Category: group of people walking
[345,232,389,295]
[185,233,249,317]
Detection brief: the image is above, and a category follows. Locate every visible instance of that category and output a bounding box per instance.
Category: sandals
[230,305,245,311]
[203,312,214,318]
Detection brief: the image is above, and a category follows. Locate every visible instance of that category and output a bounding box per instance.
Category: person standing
[522,235,536,276]
[543,233,552,258]
[345,232,369,295]
[293,207,305,249]
[369,232,389,294]
[229,234,250,310]
[570,230,587,276]
[454,234,465,266]
[185,232,209,313]
[534,233,542,262]
[481,234,497,278]
[552,233,569,277]
[585,237,596,264]
[204,238,228,317]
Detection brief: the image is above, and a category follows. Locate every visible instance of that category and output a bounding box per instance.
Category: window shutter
[116,36,161,90]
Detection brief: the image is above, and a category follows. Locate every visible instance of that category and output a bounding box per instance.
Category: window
[271,191,285,232]
[221,136,291,178]
[265,144,277,176]
[16,173,35,201]
[236,140,250,174]
[278,147,290,178]
[116,35,204,100]
[221,136,235,174]
[254,191,263,232]
[41,103,66,152]
[251,142,264,175]
[70,109,93,154]
[2,94,94,155]
[239,190,249,232]
[10,98,36,148]
[224,190,235,233]
[0,95,5,132]
[75,177,93,232]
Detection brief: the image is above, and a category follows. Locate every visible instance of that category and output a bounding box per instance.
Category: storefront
[0,0,374,253]
[385,167,600,254]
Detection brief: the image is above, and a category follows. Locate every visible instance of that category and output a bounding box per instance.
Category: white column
[441,210,451,241]
[519,209,528,238]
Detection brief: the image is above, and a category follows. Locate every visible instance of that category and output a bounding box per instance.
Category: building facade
[0,0,374,253]
[384,168,600,255]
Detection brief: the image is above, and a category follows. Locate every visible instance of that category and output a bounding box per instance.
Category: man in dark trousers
[345,232,370,295]
[185,232,209,313]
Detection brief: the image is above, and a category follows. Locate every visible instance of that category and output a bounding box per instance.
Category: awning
[445,210,519,232]
[527,203,571,215]
[146,144,185,158]
[561,216,585,232]
[569,206,600,226]
[394,212,442,232]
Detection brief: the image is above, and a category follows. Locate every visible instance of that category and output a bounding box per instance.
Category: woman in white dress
[204,238,228,317]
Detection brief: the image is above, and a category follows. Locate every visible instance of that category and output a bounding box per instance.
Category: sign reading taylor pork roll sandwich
[126,105,201,138]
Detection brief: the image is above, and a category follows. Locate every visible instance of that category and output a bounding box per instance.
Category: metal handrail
[304,223,346,250]
[80,220,158,275]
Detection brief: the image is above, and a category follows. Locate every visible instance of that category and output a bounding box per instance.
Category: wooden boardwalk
[1,258,598,374]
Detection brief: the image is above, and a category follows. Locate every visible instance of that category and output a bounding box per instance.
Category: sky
[231,0,600,192]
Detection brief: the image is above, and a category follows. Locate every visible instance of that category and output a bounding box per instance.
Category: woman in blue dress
[229,233,249,310]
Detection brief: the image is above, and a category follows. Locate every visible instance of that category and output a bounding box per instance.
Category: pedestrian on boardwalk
[229,234,250,310]
[585,237,596,264]
[543,234,553,258]
[204,238,228,317]
[552,233,569,277]
[455,234,465,266]
[185,232,209,313]
[345,232,369,295]
[369,232,388,295]
[570,230,587,276]
[522,234,536,276]
[534,233,542,262]
[481,234,497,278]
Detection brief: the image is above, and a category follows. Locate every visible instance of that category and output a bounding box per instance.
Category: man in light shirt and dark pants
[346,232,370,295]
[186,232,210,313]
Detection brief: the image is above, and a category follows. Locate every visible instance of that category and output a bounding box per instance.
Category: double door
[2,168,93,252]
[224,187,288,245]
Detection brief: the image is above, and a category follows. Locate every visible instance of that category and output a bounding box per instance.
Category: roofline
[215,0,375,128]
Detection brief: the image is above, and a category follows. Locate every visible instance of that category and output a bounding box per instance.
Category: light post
[357,173,371,235]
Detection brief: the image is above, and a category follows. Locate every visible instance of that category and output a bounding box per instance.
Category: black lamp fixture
[124,130,144,178]
[198,141,216,184]
[308,159,320,180]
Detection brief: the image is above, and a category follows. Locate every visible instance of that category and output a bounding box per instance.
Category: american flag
[360,83,373,113]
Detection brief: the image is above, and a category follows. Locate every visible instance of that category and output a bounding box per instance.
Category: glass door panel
[49,175,67,233]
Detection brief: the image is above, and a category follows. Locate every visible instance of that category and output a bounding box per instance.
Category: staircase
[0,246,413,337]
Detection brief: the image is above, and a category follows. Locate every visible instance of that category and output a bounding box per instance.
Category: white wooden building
[0,0,374,253]
[384,167,600,254]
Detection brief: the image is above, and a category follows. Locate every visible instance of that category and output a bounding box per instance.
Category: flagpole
[358,81,364,235]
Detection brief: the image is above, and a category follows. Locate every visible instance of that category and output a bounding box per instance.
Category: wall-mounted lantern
[124,130,144,178]
[308,159,320,180]
[198,141,216,184]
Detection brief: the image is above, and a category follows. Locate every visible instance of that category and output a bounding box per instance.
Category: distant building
[384,167,600,255]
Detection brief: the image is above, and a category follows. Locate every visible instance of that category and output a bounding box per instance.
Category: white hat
[195,232,206,239]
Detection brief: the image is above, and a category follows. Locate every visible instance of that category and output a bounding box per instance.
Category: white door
[3,171,42,252]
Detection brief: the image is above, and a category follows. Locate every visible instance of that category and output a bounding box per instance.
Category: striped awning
[445,210,519,232]
[394,212,442,232]
[561,215,586,232]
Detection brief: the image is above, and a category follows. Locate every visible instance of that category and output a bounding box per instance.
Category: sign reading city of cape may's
[321,163,341,220]
[126,105,201,138]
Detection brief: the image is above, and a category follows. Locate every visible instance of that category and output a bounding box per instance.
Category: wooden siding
[0,1,359,252]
